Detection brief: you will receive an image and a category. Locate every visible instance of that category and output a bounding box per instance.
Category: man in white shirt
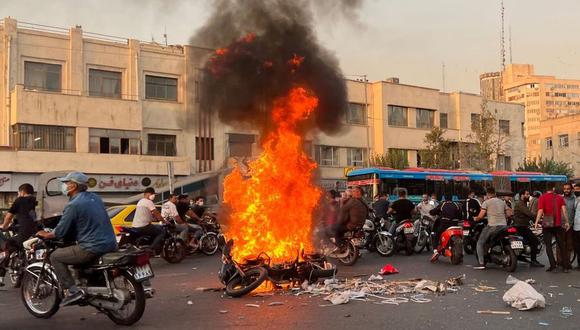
[133,188,165,253]
[162,193,189,243]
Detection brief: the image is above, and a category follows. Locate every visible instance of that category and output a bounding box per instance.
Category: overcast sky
[2,0,579,93]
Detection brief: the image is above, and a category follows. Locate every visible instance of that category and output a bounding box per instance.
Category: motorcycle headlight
[380,219,385,226]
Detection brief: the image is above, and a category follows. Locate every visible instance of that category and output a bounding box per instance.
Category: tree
[464,99,510,171]
[517,157,574,178]
[418,126,453,169]
[369,149,409,169]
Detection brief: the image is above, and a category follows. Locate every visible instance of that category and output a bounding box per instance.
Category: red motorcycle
[431,222,464,265]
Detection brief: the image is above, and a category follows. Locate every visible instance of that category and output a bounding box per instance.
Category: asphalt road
[1,249,579,330]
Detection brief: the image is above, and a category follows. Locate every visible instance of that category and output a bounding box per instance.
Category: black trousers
[137,224,165,252]
[573,230,580,268]
[515,226,540,261]
[432,218,457,248]
[332,223,349,248]
[543,227,569,269]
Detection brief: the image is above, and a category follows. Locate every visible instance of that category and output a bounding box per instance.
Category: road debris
[569,285,580,289]
[187,301,193,305]
[245,304,260,308]
[538,321,550,326]
[268,302,284,306]
[379,264,399,275]
[368,275,383,281]
[477,310,511,315]
[474,286,498,293]
[503,280,545,311]
[506,275,536,285]
[560,307,573,319]
[219,310,228,314]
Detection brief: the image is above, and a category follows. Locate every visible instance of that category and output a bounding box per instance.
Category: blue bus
[346,167,568,203]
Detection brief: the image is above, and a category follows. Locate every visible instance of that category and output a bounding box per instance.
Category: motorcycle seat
[120,226,142,235]
[488,226,509,242]
[447,226,462,231]
[90,247,144,266]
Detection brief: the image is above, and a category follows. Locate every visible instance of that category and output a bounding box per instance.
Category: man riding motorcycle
[35,171,117,306]
[332,186,368,252]
[416,194,435,222]
[465,190,481,224]
[513,189,544,267]
[428,193,462,262]
[387,189,416,235]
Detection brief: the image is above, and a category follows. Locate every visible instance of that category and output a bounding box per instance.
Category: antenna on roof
[500,0,506,70]
[163,26,168,47]
[442,62,446,92]
[509,25,513,64]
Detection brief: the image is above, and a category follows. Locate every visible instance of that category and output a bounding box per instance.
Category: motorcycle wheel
[463,241,475,255]
[504,246,518,273]
[226,267,268,298]
[162,239,186,264]
[450,238,463,265]
[375,234,394,257]
[200,233,219,256]
[338,240,359,266]
[405,240,414,256]
[414,231,427,253]
[106,271,146,326]
[21,265,61,319]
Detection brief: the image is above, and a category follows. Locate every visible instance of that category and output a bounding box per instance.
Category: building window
[346,103,367,125]
[439,113,448,129]
[195,137,214,160]
[545,137,553,150]
[347,148,366,167]
[89,69,121,98]
[147,134,176,156]
[416,108,434,129]
[471,113,481,130]
[14,124,75,152]
[24,61,61,92]
[497,155,512,171]
[89,129,140,155]
[559,134,569,148]
[499,120,510,135]
[228,134,255,158]
[146,75,178,101]
[521,122,525,137]
[315,145,339,166]
[388,105,408,127]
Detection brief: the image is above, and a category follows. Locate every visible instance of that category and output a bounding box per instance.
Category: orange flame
[223,87,321,263]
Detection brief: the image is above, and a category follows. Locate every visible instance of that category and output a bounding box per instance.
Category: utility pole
[509,25,513,64]
[500,0,506,70]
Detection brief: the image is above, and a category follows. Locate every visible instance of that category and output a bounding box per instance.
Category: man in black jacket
[513,189,544,267]
[429,193,462,262]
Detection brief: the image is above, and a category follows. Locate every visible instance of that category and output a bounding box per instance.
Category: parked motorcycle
[118,221,186,264]
[432,220,464,265]
[473,224,524,272]
[219,237,336,298]
[21,238,153,325]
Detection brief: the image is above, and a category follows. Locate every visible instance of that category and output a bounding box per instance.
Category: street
[1,250,579,330]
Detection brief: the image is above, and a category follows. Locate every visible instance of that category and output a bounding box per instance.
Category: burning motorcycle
[21,238,153,325]
[219,238,336,298]
[117,221,186,264]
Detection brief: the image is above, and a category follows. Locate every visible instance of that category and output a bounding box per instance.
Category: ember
[223,87,321,263]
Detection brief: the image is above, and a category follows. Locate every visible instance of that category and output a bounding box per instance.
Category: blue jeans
[476,225,503,265]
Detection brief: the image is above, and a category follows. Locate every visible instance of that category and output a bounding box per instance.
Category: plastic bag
[503,281,546,311]
[379,264,399,275]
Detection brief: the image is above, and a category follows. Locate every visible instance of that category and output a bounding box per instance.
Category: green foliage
[369,149,409,169]
[517,157,574,178]
[419,126,454,169]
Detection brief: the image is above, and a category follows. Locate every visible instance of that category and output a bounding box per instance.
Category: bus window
[469,180,487,196]
[443,180,454,199]
[380,178,398,196]
[454,181,469,200]
[426,180,445,202]
[398,179,426,197]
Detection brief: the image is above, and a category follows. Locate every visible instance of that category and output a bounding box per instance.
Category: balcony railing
[18,84,139,101]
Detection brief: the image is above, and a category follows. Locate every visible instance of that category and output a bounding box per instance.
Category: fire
[223,87,322,263]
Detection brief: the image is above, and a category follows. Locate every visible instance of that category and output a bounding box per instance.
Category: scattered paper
[187,301,193,305]
[245,304,260,308]
[503,281,545,311]
[268,302,284,306]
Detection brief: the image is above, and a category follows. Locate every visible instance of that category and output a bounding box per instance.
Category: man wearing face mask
[513,190,543,267]
[132,187,165,254]
[191,196,206,223]
[35,172,117,306]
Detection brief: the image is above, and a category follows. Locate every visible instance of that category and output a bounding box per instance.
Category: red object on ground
[379,264,399,275]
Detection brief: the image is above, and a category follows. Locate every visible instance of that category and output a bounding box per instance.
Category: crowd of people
[319,181,580,273]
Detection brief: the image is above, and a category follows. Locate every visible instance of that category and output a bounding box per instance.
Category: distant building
[539,114,580,177]
[480,71,502,101]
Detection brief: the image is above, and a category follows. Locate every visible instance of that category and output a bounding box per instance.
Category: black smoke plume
[191,0,363,135]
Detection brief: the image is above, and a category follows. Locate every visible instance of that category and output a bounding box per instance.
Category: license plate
[134,264,153,281]
[510,241,523,250]
[463,230,470,237]
[403,227,414,234]
[35,249,47,260]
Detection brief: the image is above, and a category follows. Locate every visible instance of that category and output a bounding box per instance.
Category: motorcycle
[359,217,394,257]
[0,225,31,288]
[389,218,417,256]
[118,221,186,264]
[21,238,153,325]
[473,224,524,272]
[187,215,223,256]
[432,219,464,265]
[461,219,484,255]
[414,216,433,253]
[219,237,336,298]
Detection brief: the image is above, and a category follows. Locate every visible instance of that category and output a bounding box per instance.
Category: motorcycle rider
[429,193,462,262]
[416,194,435,221]
[513,189,544,267]
[35,172,117,306]
[0,183,37,287]
[133,188,165,254]
[333,186,368,252]
[176,194,204,250]
[387,189,417,235]
[372,192,390,221]
[473,187,512,270]
[465,190,482,224]
[161,194,190,244]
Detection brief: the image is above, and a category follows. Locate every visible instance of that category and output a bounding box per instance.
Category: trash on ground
[219,310,228,314]
[379,264,399,275]
[506,275,519,285]
[569,285,580,289]
[268,302,284,306]
[187,301,193,305]
[245,304,260,308]
[560,307,573,319]
[538,321,550,326]
[477,310,511,315]
[503,280,545,311]
[368,274,384,281]
[474,285,498,293]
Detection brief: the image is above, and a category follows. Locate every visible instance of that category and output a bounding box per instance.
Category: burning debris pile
[295,275,466,306]
[192,0,362,262]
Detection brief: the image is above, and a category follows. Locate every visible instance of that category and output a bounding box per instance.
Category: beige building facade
[539,114,580,177]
